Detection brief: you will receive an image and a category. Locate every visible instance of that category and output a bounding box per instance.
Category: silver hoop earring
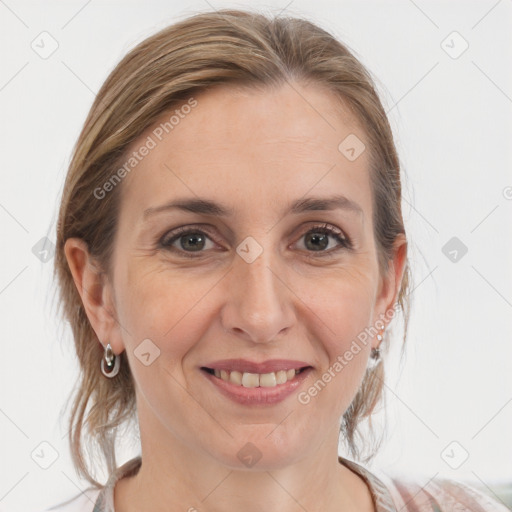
[101,343,120,378]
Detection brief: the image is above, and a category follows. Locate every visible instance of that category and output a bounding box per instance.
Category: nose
[220,245,295,344]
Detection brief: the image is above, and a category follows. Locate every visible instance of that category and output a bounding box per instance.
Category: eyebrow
[142,194,363,220]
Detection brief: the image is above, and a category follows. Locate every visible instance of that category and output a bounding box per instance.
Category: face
[94,82,403,469]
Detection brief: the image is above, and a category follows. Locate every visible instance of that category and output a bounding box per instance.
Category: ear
[373,233,408,331]
[64,237,124,356]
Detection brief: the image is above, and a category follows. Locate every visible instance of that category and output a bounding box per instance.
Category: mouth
[199,364,313,406]
[200,366,311,388]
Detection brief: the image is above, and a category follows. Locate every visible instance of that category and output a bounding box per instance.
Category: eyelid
[292,222,352,253]
[158,222,352,256]
[159,224,221,249]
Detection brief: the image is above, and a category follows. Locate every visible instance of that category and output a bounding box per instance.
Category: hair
[53,8,412,487]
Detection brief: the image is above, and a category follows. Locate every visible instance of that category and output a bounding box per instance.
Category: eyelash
[158,223,352,259]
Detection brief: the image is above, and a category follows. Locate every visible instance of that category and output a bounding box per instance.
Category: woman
[44,8,508,512]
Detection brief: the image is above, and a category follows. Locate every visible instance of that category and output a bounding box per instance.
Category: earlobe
[63,237,120,352]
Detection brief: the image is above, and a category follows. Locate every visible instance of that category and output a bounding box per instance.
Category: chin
[205,430,308,471]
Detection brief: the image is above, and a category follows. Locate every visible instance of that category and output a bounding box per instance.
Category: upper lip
[203,359,312,374]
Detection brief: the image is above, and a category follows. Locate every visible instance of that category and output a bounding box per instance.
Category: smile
[202,367,309,388]
[200,366,313,405]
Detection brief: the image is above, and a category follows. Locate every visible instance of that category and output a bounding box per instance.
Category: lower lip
[201,368,313,406]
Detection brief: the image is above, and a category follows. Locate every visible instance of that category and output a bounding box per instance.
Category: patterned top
[43,455,510,512]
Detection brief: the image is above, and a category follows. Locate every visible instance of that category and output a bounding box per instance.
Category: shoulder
[376,471,510,512]
[35,487,101,512]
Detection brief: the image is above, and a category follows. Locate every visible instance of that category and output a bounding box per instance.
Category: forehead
[118,82,371,223]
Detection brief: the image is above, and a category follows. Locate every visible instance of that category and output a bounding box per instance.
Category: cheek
[302,264,376,339]
[115,268,215,414]
[299,268,375,400]
[301,301,372,422]
[116,262,221,361]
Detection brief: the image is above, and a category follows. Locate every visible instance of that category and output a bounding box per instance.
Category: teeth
[276,370,287,384]
[259,372,277,387]
[230,370,242,385]
[242,372,259,387]
[213,368,304,388]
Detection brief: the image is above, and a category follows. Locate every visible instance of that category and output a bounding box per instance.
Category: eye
[294,223,352,255]
[159,225,217,257]
[158,223,352,258]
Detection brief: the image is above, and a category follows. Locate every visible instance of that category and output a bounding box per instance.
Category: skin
[65,81,407,512]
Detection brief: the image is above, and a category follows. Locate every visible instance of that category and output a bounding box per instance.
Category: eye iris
[181,233,205,251]
[305,232,329,251]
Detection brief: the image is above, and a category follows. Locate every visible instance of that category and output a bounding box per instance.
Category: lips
[201,364,313,405]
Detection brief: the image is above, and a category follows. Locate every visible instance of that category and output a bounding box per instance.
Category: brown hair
[54,8,411,487]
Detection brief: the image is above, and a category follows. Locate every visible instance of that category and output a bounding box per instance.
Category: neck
[114,424,374,512]
[114,404,374,512]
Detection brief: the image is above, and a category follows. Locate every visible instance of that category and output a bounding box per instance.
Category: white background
[0,1,511,511]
